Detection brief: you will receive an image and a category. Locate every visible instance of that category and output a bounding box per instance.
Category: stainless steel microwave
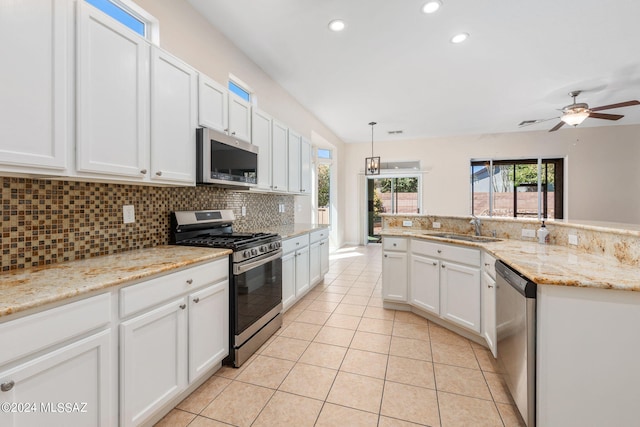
[196,127,258,188]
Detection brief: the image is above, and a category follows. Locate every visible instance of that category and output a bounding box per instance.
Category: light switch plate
[241,206,246,216]
[521,228,535,238]
[123,205,135,224]
[402,220,413,227]
[568,234,578,245]
[432,222,441,229]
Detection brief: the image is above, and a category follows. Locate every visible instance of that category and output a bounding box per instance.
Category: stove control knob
[259,246,266,253]
[243,250,251,258]
[251,248,258,256]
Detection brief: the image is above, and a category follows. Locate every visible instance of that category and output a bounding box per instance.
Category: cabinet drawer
[310,228,329,244]
[0,293,111,365]
[383,237,407,251]
[282,234,309,254]
[412,239,480,266]
[482,251,497,279]
[120,259,228,318]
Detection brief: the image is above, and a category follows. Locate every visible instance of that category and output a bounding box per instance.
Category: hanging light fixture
[365,121,380,175]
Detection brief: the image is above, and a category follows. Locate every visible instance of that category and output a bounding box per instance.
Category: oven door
[232,250,283,337]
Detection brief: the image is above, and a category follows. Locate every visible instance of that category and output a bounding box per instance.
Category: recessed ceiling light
[422,0,442,14]
[328,19,346,32]
[450,32,469,44]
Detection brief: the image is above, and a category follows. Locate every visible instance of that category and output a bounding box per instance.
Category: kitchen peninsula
[380,214,640,427]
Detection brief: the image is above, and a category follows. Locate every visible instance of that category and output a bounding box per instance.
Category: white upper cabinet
[287,129,301,193]
[150,47,197,184]
[300,136,312,194]
[252,109,273,190]
[198,75,252,143]
[271,120,288,192]
[0,0,71,174]
[228,93,252,142]
[198,74,228,133]
[76,1,150,179]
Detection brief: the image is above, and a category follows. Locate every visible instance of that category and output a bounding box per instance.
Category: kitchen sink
[429,232,502,243]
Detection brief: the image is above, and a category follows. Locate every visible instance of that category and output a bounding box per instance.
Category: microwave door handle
[234,249,283,275]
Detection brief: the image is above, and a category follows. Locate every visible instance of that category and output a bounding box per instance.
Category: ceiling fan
[519,91,640,132]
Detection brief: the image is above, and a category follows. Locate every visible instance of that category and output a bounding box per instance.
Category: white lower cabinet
[309,229,330,286]
[382,238,408,302]
[120,298,187,427]
[409,253,440,314]
[481,270,497,356]
[309,241,321,286]
[119,258,229,427]
[440,261,481,333]
[0,331,111,427]
[281,251,297,310]
[282,231,329,311]
[320,238,330,276]
[295,245,310,297]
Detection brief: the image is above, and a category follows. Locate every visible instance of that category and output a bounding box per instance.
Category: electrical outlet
[123,205,135,224]
[241,206,246,217]
[568,234,578,245]
[521,228,535,238]
[402,220,413,227]
[432,222,441,229]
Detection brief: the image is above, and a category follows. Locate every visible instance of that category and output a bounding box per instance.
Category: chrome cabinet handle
[1,381,14,392]
[432,262,437,266]
[384,254,388,258]
[193,297,200,303]
[488,285,494,288]
[155,171,162,176]
[484,263,491,266]
[393,243,397,247]
[224,128,229,132]
[437,249,442,254]
[179,304,186,310]
[186,279,193,284]
[140,169,147,175]
[441,264,446,268]
[231,131,236,135]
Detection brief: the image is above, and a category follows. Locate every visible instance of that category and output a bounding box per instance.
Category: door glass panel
[317,164,330,225]
[368,176,420,241]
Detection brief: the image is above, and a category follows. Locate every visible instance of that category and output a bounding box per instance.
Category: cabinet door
[440,262,481,333]
[287,130,301,193]
[188,280,229,382]
[320,239,330,276]
[410,254,440,314]
[0,0,70,173]
[0,330,112,427]
[300,137,312,194]
[228,94,252,142]
[281,252,296,311]
[271,120,288,191]
[77,2,150,178]
[252,109,272,190]
[150,47,197,184]
[382,251,408,302]
[198,74,228,132]
[295,246,310,297]
[309,242,321,286]
[120,299,187,427]
[481,271,497,357]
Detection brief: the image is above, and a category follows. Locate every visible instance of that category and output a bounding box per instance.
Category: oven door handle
[234,249,283,275]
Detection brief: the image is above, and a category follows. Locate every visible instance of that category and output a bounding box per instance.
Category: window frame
[470,157,564,219]
[85,0,159,44]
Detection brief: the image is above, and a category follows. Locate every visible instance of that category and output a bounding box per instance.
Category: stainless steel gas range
[171,210,282,367]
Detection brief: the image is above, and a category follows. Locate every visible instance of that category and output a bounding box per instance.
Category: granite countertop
[0,246,231,318]
[381,230,640,292]
[247,224,330,239]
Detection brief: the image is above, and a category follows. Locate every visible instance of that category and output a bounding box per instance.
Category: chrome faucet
[470,215,482,236]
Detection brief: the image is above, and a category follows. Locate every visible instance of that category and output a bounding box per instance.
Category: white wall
[133,0,347,245]
[342,125,640,245]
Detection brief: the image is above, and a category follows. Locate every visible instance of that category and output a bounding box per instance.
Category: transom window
[471,158,564,219]
[228,80,251,102]
[85,0,159,43]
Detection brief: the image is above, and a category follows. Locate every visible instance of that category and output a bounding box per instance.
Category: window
[471,158,563,219]
[85,0,158,42]
[317,148,332,160]
[228,80,251,102]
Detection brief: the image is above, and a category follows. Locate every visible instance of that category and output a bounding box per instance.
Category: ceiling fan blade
[548,121,565,132]
[590,100,640,112]
[519,117,559,127]
[588,112,624,121]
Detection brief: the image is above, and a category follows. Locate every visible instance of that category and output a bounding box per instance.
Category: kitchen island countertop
[0,246,231,318]
[381,229,640,292]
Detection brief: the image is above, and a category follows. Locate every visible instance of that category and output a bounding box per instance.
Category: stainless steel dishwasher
[495,260,536,427]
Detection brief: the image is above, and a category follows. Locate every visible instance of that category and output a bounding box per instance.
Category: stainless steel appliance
[496,260,537,426]
[171,210,282,367]
[196,127,259,188]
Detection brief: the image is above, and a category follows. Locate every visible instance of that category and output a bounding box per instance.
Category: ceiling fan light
[561,110,590,126]
[328,19,346,32]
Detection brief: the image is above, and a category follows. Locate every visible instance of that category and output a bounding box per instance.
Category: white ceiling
[188,0,640,143]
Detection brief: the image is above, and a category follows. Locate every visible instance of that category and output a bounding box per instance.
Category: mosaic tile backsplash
[1,177,294,271]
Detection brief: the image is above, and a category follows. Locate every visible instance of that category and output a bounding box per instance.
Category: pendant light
[365,121,380,175]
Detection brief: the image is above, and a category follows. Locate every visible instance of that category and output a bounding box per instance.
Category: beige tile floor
[156,244,527,427]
